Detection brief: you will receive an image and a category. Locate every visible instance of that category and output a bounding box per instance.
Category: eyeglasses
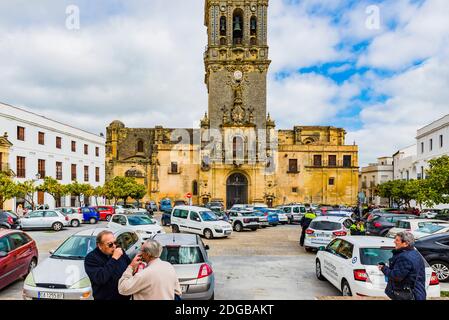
[105,242,118,248]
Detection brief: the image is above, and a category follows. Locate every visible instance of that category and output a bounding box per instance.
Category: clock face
[234,70,243,81]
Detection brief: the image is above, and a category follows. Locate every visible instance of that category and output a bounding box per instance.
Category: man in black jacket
[85,230,131,300]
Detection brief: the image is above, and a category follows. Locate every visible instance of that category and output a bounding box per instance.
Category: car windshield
[416,224,448,234]
[161,200,171,205]
[360,247,394,265]
[160,246,205,265]
[52,236,96,259]
[241,212,255,217]
[200,211,219,221]
[309,221,341,231]
[128,216,156,226]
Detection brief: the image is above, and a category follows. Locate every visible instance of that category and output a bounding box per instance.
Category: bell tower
[204,0,270,131]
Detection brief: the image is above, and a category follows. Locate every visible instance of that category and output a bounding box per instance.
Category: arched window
[137,140,144,153]
[233,136,244,159]
[220,37,227,45]
[220,16,227,36]
[233,9,244,45]
[250,16,257,36]
[192,180,198,196]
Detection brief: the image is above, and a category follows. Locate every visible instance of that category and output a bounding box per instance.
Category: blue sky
[0,0,448,166]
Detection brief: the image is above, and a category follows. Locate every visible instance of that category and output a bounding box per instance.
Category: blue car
[161,212,171,226]
[79,207,100,224]
[254,208,279,226]
[159,199,173,213]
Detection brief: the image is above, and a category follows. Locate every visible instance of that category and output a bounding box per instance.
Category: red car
[0,230,39,290]
[93,206,116,221]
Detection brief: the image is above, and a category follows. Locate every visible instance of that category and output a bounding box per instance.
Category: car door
[7,232,33,278]
[110,214,126,231]
[116,231,140,259]
[322,239,343,287]
[333,240,355,289]
[188,211,203,235]
[22,211,44,229]
[42,211,58,228]
[0,235,15,289]
[176,209,189,232]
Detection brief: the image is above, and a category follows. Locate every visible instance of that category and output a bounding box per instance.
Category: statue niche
[230,86,246,124]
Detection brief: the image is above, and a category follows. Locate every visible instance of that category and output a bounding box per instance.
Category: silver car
[20,210,69,231]
[154,233,215,300]
[23,228,142,300]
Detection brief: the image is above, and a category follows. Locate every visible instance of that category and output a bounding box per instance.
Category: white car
[279,205,306,224]
[272,210,289,224]
[420,211,439,219]
[386,219,448,238]
[56,207,83,228]
[115,204,147,215]
[304,216,353,252]
[412,224,449,239]
[108,214,165,240]
[20,210,70,232]
[171,206,233,239]
[316,236,440,298]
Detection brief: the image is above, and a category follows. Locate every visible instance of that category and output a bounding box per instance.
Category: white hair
[396,231,415,246]
[142,239,163,258]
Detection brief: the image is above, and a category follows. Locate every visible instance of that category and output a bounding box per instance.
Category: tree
[129,183,147,207]
[0,172,17,209]
[104,176,147,208]
[425,155,449,205]
[38,177,69,206]
[67,181,93,206]
[92,186,105,206]
[16,180,37,210]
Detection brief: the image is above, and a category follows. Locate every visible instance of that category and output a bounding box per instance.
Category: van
[170,206,233,239]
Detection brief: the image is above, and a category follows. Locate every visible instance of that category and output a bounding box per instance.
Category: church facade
[105,0,359,208]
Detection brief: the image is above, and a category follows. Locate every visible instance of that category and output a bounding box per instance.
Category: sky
[0,0,448,166]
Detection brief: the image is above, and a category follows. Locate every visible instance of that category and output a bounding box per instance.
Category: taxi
[315,236,441,298]
[304,216,353,251]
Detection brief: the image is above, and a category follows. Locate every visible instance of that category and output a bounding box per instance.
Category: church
[105,0,359,208]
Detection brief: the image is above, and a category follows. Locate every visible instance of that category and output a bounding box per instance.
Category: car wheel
[234,222,243,232]
[209,293,215,300]
[204,229,213,239]
[172,225,180,233]
[0,225,9,229]
[89,217,97,224]
[24,258,37,278]
[250,227,257,232]
[342,280,352,296]
[316,260,325,281]
[106,215,112,222]
[52,222,63,231]
[430,260,449,282]
[305,247,313,253]
[71,219,80,228]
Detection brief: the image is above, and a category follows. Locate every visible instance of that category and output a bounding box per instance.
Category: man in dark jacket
[85,230,131,300]
[378,231,426,300]
[299,210,317,247]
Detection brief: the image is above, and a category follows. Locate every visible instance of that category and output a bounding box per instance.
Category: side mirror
[205,245,210,250]
[0,251,8,258]
[49,250,55,255]
[121,222,127,226]
[318,246,326,251]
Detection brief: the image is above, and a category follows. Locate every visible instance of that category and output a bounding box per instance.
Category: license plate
[38,292,64,300]
[181,285,188,293]
[225,230,231,235]
[316,233,330,238]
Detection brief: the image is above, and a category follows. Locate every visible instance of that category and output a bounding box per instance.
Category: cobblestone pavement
[0,216,339,300]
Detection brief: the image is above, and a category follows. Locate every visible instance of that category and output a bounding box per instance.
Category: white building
[0,102,105,210]
[415,114,449,180]
[360,157,394,206]
[392,144,417,181]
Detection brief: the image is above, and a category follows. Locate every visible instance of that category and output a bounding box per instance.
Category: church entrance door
[226,173,248,209]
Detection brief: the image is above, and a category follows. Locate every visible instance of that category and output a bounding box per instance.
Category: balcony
[305,160,356,168]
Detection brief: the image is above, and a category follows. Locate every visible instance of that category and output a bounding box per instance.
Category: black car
[434,209,449,221]
[366,213,416,236]
[415,233,449,282]
[0,210,21,229]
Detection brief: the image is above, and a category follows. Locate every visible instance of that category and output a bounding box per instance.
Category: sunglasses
[105,241,118,248]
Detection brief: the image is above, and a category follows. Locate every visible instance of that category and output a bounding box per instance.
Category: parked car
[213,211,230,222]
[147,201,158,212]
[154,233,215,300]
[160,198,173,213]
[420,210,440,219]
[174,200,187,207]
[315,236,440,297]
[108,214,165,241]
[304,216,353,252]
[0,210,21,229]
[386,219,448,238]
[254,207,279,226]
[161,212,171,226]
[205,201,224,212]
[227,210,260,232]
[412,224,449,239]
[0,230,38,291]
[115,204,147,215]
[253,211,269,228]
[323,210,357,219]
[171,206,232,239]
[269,209,288,224]
[434,209,449,221]
[415,233,449,282]
[55,207,83,228]
[279,205,306,224]
[92,206,115,221]
[20,210,69,232]
[76,207,100,224]
[365,213,416,237]
[23,228,142,300]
